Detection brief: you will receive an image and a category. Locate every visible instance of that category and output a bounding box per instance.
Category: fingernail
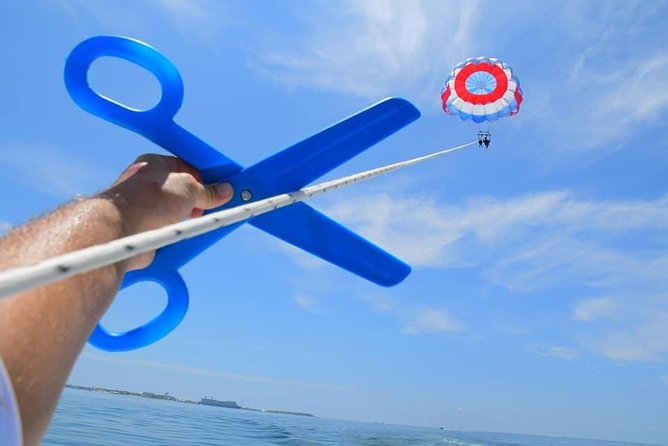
[215,183,233,200]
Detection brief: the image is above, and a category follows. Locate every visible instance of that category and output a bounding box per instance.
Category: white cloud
[493,324,531,337]
[485,238,635,293]
[565,54,668,150]
[323,189,668,361]
[156,0,209,22]
[81,352,353,391]
[246,0,668,156]
[536,2,668,152]
[590,330,668,363]
[359,292,395,313]
[325,194,462,267]
[325,191,668,279]
[149,0,226,40]
[577,295,668,362]
[257,0,477,103]
[573,298,621,322]
[402,308,463,334]
[324,191,576,269]
[544,346,579,361]
[294,294,320,313]
[48,0,227,40]
[528,344,579,361]
[0,146,105,198]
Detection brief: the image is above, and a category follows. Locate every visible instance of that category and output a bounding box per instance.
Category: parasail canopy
[441,57,523,123]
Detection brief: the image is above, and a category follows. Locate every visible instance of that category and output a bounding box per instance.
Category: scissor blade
[250,97,420,190]
[154,124,243,183]
[250,202,411,287]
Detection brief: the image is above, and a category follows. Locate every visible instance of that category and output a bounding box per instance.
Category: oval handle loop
[88,268,189,352]
[64,35,184,133]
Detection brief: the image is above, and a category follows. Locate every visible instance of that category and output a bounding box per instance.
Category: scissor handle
[64,35,184,136]
[88,267,189,352]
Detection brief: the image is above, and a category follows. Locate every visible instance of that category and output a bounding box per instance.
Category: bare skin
[0,154,233,445]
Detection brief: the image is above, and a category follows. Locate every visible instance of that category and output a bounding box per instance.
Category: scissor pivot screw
[240,189,253,202]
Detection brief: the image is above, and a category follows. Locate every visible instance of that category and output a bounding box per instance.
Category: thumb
[194,182,234,210]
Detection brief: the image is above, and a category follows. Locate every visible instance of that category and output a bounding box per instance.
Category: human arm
[0,154,233,445]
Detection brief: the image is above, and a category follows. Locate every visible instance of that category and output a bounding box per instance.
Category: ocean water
[43,388,651,446]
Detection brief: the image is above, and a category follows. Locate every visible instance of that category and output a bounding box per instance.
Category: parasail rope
[0,141,476,300]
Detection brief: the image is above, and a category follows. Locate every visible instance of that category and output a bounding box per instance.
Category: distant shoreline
[64,384,315,417]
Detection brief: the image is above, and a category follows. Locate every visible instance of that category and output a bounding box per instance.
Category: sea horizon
[45,387,662,446]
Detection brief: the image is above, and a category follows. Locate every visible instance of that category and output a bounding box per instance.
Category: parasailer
[441,57,522,148]
[477,130,491,148]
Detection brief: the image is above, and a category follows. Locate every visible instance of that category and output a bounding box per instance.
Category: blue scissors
[64,36,420,352]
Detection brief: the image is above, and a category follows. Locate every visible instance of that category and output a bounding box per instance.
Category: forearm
[0,155,233,445]
[0,196,129,445]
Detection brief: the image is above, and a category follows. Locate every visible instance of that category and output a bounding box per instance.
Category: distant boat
[198,397,240,409]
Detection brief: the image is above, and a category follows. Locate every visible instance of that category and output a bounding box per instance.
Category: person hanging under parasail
[441,57,523,148]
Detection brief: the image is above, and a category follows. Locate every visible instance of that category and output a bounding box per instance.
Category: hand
[101,154,234,270]
[0,153,235,445]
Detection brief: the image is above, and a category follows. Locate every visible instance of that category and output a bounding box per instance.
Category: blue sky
[2,0,668,444]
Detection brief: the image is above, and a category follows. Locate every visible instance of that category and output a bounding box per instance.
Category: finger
[136,154,199,178]
[135,153,173,168]
[190,208,204,218]
[113,161,148,186]
[193,182,234,210]
[125,250,155,271]
[172,158,204,183]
